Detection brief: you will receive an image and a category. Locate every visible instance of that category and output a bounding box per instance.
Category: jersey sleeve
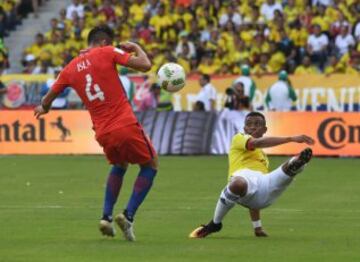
[232,133,252,151]
[104,46,131,66]
[51,69,70,94]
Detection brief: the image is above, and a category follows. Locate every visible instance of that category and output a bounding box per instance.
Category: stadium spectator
[138,83,159,112]
[195,74,217,111]
[324,55,344,75]
[294,56,319,74]
[224,81,252,111]
[218,3,242,29]
[260,0,283,21]
[66,0,84,20]
[136,13,155,44]
[100,0,116,24]
[307,24,329,71]
[330,11,350,38]
[0,79,6,108]
[197,54,219,75]
[311,4,332,32]
[145,0,160,17]
[345,55,360,74]
[268,41,286,73]
[265,70,297,111]
[335,26,355,57]
[175,31,196,59]
[22,54,37,74]
[24,33,45,60]
[177,43,191,73]
[233,65,257,103]
[149,4,172,41]
[0,6,8,38]
[0,38,9,69]
[157,87,173,111]
[354,20,360,41]
[32,60,54,74]
[252,53,273,75]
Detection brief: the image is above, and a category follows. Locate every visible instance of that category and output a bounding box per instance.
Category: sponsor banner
[0,110,216,155]
[0,111,102,154]
[264,112,360,156]
[0,110,359,156]
[1,74,360,111]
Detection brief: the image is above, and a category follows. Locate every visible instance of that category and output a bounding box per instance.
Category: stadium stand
[21,0,360,76]
[0,0,50,72]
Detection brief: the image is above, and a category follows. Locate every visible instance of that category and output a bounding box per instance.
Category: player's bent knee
[229,177,248,197]
[141,156,158,170]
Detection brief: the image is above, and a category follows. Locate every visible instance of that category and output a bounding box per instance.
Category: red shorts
[97,124,156,165]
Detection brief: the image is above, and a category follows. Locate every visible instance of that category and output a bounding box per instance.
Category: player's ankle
[101,215,113,222]
[123,210,134,222]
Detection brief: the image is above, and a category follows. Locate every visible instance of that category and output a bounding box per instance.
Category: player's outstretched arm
[120,42,151,72]
[248,135,315,149]
[34,89,58,119]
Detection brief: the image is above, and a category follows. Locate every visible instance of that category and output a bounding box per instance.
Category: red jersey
[51,46,138,138]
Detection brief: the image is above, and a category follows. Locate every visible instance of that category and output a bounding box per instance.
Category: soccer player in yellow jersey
[190,112,315,238]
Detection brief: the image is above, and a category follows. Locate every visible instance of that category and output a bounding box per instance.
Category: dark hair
[87,25,114,45]
[201,74,211,82]
[246,111,266,121]
[195,101,205,111]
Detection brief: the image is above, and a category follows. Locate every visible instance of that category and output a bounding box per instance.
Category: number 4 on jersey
[85,74,105,102]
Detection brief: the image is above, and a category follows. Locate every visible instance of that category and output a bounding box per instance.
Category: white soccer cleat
[99,220,116,237]
[115,213,136,241]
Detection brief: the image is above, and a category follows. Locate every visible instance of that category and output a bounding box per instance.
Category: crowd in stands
[0,0,47,72]
[21,0,360,76]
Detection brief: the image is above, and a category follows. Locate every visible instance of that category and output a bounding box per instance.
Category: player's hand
[291,135,315,145]
[254,227,268,237]
[119,42,140,53]
[34,105,49,119]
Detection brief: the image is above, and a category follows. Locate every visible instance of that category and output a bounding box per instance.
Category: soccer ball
[157,63,186,93]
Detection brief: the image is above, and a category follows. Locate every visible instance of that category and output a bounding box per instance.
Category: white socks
[213,186,239,224]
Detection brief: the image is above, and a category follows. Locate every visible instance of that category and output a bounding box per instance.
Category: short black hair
[246,111,266,122]
[87,25,114,45]
[201,74,211,82]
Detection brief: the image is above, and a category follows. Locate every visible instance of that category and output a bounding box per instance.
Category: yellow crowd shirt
[228,133,269,180]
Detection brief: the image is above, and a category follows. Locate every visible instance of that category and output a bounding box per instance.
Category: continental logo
[317,117,360,149]
[0,116,71,142]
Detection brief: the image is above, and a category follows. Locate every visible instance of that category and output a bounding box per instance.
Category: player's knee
[116,163,128,170]
[229,177,247,197]
[141,156,158,170]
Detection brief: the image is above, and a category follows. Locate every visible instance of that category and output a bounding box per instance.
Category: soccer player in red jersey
[34,25,157,241]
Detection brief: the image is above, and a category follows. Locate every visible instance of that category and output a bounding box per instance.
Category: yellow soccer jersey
[228,133,269,180]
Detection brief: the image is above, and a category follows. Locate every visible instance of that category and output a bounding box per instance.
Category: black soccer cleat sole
[286,148,313,176]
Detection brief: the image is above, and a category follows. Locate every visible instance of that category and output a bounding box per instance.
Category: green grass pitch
[0,155,359,262]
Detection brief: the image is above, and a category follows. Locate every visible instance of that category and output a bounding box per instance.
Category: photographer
[224,82,251,111]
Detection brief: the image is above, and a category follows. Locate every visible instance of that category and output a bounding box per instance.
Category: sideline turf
[0,155,359,262]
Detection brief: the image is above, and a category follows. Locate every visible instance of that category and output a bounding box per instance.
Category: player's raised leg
[189,177,248,238]
[99,164,128,237]
[265,148,313,207]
